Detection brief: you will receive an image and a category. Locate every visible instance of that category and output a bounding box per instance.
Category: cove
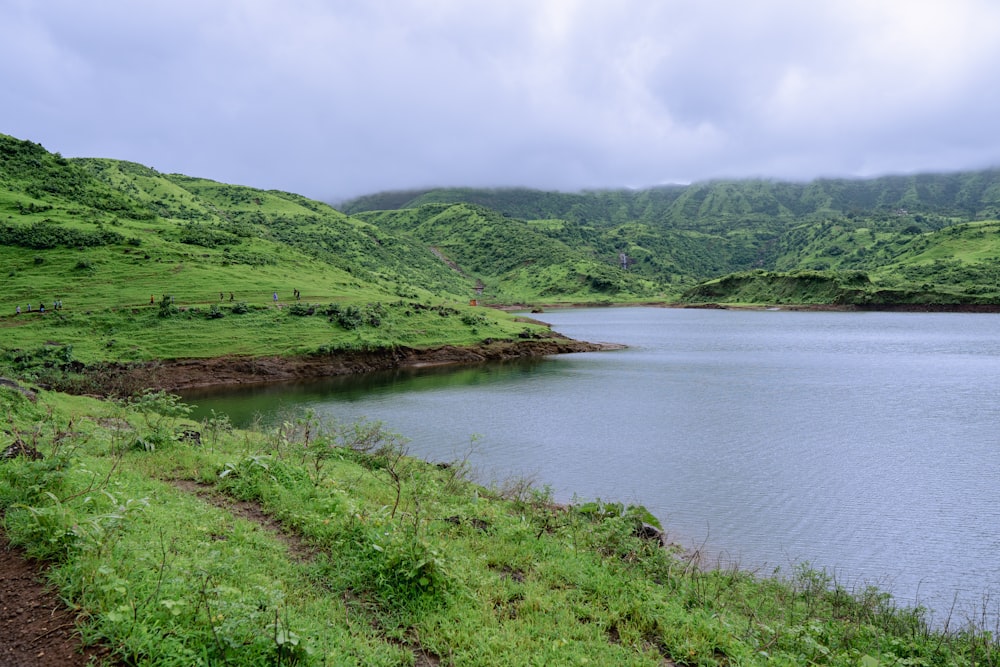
[184,306,1000,626]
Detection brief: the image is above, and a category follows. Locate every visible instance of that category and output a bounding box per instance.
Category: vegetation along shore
[2,131,1000,664]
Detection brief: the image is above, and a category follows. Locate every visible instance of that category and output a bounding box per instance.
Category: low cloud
[4,0,1000,201]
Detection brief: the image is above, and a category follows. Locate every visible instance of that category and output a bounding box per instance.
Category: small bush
[157,296,178,318]
[286,302,315,317]
[325,302,385,329]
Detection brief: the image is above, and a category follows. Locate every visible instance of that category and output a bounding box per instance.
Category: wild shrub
[367,523,448,601]
[325,302,386,329]
[4,490,148,562]
[286,302,315,316]
[325,303,363,329]
[461,312,489,327]
[157,295,178,318]
[0,449,73,508]
[126,390,191,452]
[200,410,232,450]
[0,345,78,390]
[177,222,240,248]
[216,455,309,502]
[0,221,124,249]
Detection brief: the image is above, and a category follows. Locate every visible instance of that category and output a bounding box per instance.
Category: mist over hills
[341,173,1000,305]
[338,171,1000,222]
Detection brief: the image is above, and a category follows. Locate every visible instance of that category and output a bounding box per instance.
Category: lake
[183,307,1000,627]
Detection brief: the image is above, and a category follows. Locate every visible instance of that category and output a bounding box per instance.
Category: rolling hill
[342,174,1000,304]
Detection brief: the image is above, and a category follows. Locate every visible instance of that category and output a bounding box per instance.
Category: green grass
[0,140,552,366]
[9,131,1000,313]
[1,385,997,666]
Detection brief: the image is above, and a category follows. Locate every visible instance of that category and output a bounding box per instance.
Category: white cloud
[3,0,1000,198]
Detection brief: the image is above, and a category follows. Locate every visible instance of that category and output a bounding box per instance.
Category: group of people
[15,300,62,315]
[12,290,317,315]
[273,290,302,303]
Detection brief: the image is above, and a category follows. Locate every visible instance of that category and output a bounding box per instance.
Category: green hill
[0,134,564,387]
[355,203,662,303]
[5,126,1000,365]
[342,174,1000,305]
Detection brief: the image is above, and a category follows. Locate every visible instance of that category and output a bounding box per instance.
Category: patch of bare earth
[79,336,620,396]
[0,529,119,667]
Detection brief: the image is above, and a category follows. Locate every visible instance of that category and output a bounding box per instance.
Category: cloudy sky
[4,1,1000,202]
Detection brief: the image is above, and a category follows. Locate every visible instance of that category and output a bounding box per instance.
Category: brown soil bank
[86,335,622,396]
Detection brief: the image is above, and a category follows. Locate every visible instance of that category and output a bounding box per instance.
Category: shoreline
[497,300,1000,313]
[35,300,1000,397]
[78,334,624,396]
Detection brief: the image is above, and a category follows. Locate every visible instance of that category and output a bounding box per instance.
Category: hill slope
[0,134,564,384]
[356,203,661,303]
[343,175,1000,304]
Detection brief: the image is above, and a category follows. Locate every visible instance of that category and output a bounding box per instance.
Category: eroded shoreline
[83,335,623,396]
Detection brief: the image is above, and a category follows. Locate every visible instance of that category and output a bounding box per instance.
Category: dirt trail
[0,335,619,665]
[0,530,119,667]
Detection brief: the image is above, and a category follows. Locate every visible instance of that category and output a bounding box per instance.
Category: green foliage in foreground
[2,385,998,666]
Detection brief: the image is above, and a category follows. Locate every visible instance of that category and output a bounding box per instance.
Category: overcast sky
[4,1,1000,202]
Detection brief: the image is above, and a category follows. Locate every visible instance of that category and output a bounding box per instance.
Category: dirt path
[0,531,118,667]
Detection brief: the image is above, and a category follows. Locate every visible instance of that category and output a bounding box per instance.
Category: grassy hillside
[342,176,1000,305]
[7,131,999,319]
[0,134,553,377]
[684,220,1000,305]
[3,383,997,666]
[356,203,663,303]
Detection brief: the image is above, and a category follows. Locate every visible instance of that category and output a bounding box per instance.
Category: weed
[126,390,191,452]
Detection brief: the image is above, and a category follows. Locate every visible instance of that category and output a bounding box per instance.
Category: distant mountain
[340,173,1000,304]
[338,172,1000,222]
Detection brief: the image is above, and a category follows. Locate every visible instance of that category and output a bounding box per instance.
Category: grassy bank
[2,383,998,666]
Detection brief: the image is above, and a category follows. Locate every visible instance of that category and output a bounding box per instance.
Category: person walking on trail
[273,292,278,303]
[15,305,20,315]
[229,292,234,301]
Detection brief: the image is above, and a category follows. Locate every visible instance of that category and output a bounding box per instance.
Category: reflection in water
[185,358,551,426]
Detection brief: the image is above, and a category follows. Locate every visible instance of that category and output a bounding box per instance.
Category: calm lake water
[184,307,1000,626]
